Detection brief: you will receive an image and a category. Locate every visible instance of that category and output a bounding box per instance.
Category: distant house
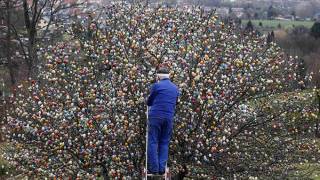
[231,8,244,18]
[274,15,292,21]
[283,15,295,21]
[203,6,213,12]
[314,13,320,22]
[215,7,229,18]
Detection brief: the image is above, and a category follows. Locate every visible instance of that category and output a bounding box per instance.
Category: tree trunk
[5,0,16,86]
[316,90,320,138]
[27,26,38,78]
[101,163,110,180]
[22,0,38,78]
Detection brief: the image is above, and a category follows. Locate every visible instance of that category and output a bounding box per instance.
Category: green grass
[242,20,315,30]
[292,163,320,180]
[291,137,320,180]
[0,143,15,178]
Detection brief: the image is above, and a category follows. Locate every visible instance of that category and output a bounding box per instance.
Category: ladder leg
[165,167,170,180]
[145,106,149,180]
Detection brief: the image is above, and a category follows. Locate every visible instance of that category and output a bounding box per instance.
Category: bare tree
[0,0,84,87]
[294,1,320,19]
[5,0,16,85]
[19,0,84,77]
[304,49,320,137]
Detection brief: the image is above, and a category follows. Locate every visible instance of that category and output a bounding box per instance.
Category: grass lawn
[242,19,315,30]
[0,143,15,178]
[292,163,320,180]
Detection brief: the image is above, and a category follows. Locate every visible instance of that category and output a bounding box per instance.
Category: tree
[291,10,296,20]
[0,0,84,89]
[310,22,320,39]
[291,25,309,36]
[245,20,254,31]
[304,49,320,137]
[294,1,320,19]
[2,3,318,179]
[4,0,13,85]
[202,0,221,7]
[267,5,277,19]
[267,31,275,44]
[0,0,20,86]
[20,0,85,77]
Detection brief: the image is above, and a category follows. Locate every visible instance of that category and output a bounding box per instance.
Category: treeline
[275,23,320,88]
[243,20,320,88]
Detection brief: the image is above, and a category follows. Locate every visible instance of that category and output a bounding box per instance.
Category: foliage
[242,20,314,30]
[246,20,254,31]
[267,5,278,19]
[310,22,320,39]
[1,3,318,179]
[0,143,15,177]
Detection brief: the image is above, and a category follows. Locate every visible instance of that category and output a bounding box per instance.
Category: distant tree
[0,0,23,87]
[259,21,263,27]
[291,10,296,20]
[278,23,282,29]
[310,22,320,39]
[290,25,309,36]
[270,30,275,38]
[295,1,320,19]
[0,0,84,87]
[267,31,275,44]
[3,0,14,85]
[245,20,254,31]
[243,7,254,19]
[201,0,221,7]
[228,7,232,14]
[304,49,320,137]
[267,5,277,19]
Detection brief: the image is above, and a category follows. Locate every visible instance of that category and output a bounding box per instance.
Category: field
[242,19,315,30]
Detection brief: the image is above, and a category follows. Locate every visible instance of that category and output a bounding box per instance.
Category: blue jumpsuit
[147,78,179,174]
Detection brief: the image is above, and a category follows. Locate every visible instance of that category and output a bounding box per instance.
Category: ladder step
[146,174,165,177]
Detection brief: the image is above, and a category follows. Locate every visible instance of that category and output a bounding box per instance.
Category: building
[314,13,320,22]
[215,7,229,18]
[231,8,244,18]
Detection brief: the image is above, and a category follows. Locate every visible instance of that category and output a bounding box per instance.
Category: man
[147,67,179,175]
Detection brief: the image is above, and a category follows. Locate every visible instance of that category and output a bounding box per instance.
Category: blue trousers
[147,116,173,173]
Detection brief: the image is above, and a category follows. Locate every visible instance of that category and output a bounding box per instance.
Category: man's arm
[147,84,158,106]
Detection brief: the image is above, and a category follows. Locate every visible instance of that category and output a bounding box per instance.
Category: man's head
[157,67,170,80]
